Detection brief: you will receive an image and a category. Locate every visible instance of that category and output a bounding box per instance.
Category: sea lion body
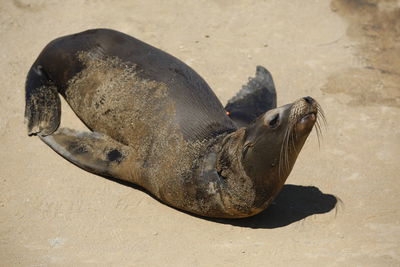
[25,29,322,218]
[27,29,235,140]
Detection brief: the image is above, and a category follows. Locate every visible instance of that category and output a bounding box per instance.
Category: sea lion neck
[214,127,259,217]
[214,98,319,215]
[214,124,288,217]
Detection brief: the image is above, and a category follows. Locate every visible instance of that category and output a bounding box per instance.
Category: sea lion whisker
[316,102,327,128]
[314,105,326,148]
[278,125,289,178]
[286,125,294,168]
[284,123,294,174]
[279,122,292,178]
[315,121,322,148]
[290,127,298,154]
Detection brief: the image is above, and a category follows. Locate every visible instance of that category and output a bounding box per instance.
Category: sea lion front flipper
[40,128,135,181]
[25,67,61,136]
[225,66,277,127]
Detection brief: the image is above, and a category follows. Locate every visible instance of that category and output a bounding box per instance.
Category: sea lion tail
[225,66,277,127]
[25,66,61,136]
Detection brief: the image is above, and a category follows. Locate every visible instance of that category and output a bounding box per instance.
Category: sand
[1,0,399,266]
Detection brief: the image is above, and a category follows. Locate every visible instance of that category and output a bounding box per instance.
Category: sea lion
[25,29,324,218]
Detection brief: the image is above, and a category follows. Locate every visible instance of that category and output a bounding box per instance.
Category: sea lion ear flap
[40,128,133,180]
[224,66,277,127]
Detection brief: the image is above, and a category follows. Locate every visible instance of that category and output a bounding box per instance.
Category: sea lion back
[26,29,237,141]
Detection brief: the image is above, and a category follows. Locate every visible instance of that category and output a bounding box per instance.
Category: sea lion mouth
[299,112,317,124]
[295,111,317,133]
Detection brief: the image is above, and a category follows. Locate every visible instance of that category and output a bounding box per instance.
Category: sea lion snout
[290,97,318,120]
[291,96,321,136]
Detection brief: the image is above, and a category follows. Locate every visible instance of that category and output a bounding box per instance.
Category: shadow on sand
[211,184,338,229]
[110,176,338,229]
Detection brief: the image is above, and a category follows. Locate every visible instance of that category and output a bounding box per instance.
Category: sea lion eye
[269,113,279,128]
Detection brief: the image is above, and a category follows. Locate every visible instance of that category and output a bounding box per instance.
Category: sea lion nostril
[303,96,313,104]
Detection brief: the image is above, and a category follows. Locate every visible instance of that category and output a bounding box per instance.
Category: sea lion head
[241,96,324,209]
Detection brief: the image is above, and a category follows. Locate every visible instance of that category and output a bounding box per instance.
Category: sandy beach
[1,0,399,266]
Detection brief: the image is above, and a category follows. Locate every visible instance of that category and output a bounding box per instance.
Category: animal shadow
[108,176,338,228]
[213,184,338,229]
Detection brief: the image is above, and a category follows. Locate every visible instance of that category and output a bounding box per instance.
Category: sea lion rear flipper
[40,128,135,181]
[25,66,61,136]
[225,66,277,127]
